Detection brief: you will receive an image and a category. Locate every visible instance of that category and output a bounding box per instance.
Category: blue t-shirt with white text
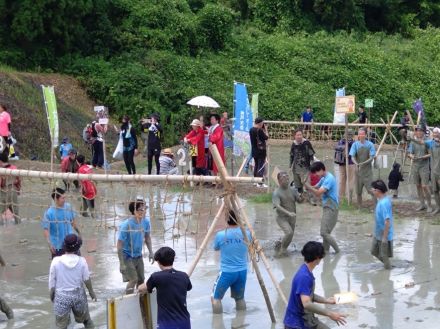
[214,227,251,272]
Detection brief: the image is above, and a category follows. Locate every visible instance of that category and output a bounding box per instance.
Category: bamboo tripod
[187,144,288,323]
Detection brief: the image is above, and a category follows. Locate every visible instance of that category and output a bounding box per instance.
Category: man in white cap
[159,148,178,175]
[428,127,440,214]
[408,125,432,212]
[184,119,207,175]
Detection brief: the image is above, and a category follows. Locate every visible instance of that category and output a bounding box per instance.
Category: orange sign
[335,95,356,114]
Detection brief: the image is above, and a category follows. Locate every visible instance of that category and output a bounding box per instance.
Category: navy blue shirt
[284,263,314,329]
[147,269,192,329]
[302,111,313,122]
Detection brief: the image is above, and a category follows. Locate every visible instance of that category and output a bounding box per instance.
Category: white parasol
[186,95,220,108]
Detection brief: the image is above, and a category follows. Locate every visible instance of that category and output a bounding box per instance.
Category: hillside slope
[0,68,116,161]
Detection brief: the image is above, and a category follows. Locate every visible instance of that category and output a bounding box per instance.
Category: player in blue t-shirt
[41,188,80,258]
[117,199,153,294]
[284,241,346,329]
[370,180,394,270]
[305,161,340,253]
[211,210,251,314]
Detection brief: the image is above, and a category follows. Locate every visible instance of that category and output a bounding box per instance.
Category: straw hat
[162,148,173,156]
[190,119,202,127]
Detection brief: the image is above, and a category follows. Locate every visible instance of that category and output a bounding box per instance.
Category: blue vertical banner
[233,82,253,156]
[333,87,346,124]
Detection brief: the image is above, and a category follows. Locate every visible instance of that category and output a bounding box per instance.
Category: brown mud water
[1,144,439,328]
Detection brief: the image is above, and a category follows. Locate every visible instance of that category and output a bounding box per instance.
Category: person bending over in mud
[272,171,304,257]
[284,241,346,329]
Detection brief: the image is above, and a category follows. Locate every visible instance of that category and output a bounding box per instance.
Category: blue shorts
[212,270,247,300]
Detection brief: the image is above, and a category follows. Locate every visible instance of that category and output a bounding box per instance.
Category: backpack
[334,141,347,165]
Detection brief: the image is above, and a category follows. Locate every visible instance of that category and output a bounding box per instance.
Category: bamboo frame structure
[0,168,263,184]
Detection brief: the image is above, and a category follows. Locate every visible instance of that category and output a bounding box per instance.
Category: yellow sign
[335,95,356,114]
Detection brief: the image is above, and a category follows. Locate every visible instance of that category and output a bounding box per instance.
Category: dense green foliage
[1,0,440,145]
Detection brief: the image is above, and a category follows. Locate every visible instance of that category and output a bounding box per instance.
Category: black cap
[63,234,82,253]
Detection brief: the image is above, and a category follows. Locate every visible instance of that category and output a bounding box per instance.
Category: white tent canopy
[186,95,220,108]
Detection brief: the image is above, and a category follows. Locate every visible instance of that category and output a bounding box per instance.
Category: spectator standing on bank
[120,115,138,175]
[0,104,11,155]
[61,149,79,191]
[77,155,97,218]
[90,121,105,169]
[208,114,225,176]
[145,114,163,175]
[301,106,313,139]
[249,117,268,188]
[353,105,368,125]
[59,137,73,161]
[184,119,207,176]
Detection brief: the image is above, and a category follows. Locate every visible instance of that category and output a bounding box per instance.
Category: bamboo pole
[380,118,399,144]
[0,168,263,184]
[209,144,279,323]
[186,158,248,276]
[375,111,398,157]
[266,120,403,128]
[186,202,225,277]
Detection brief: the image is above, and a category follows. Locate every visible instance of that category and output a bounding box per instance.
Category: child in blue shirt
[370,180,393,270]
[284,241,346,329]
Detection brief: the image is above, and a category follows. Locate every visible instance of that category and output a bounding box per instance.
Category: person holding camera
[249,117,268,188]
[141,114,163,175]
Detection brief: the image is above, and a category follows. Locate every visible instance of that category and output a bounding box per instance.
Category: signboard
[94,105,109,125]
[233,82,253,156]
[335,95,356,114]
[365,98,374,108]
[41,85,59,147]
[333,88,346,124]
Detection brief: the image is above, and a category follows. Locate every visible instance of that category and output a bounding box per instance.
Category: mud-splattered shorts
[54,288,92,328]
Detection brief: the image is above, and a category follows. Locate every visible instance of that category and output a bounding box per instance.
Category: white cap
[433,127,440,133]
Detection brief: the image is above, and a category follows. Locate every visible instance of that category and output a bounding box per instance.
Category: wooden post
[50,147,54,172]
[209,144,280,323]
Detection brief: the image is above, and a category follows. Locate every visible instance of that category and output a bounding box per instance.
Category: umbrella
[186,95,220,108]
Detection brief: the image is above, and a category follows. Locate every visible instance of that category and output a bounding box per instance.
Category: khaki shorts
[123,256,145,285]
[411,165,430,185]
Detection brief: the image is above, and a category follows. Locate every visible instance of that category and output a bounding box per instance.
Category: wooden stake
[344,114,350,204]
